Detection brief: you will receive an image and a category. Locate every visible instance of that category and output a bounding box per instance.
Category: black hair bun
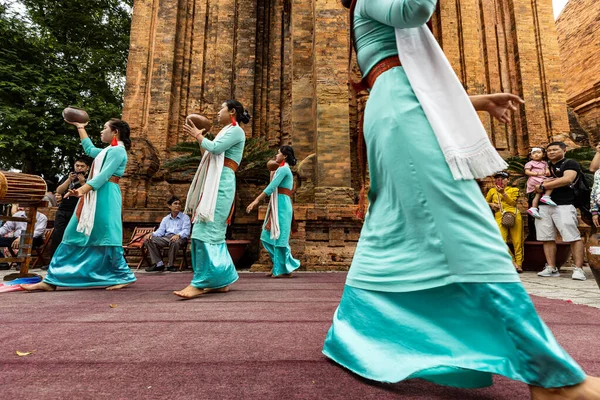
[239,110,251,124]
[288,156,297,167]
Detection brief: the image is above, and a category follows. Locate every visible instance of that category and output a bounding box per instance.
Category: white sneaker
[527,207,542,219]
[572,267,587,281]
[540,195,558,207]
[538,264,560,277]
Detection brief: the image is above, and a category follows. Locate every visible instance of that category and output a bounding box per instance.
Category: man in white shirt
[145,197,191,272]
[0,205,48,270]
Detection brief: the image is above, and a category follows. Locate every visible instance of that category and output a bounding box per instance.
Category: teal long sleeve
[81,138,127,191]
[201,126,245,156]
[81,137,102,158]
[358,0,437,29]
[264,168,287,196]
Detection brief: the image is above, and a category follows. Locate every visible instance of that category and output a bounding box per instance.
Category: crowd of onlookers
[487,141,600,281]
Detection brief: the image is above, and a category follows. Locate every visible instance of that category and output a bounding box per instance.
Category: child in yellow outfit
[485,171,524,273]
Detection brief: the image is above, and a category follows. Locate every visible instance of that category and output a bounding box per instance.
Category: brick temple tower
[120,0,571,270]
[556,0,600,143]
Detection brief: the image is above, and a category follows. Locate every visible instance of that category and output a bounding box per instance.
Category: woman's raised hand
[483,93,524,124]
[183,119,205,139]
[64,188,83,199]
[65,120,88,129]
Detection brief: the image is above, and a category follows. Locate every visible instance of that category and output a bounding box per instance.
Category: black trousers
[50,209,74,256]
[526,192,537,241]
[0,236,44,255]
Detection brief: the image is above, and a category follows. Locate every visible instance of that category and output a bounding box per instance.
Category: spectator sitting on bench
[145,196,191,272]
[0,205,48,270]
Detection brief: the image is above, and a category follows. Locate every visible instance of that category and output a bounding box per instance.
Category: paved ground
[520,266,600,308]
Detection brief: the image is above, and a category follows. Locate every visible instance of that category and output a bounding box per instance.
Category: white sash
[76,141,124,236]
[395,26,507,180]
[185,125,231,223]
[264,164,288,240]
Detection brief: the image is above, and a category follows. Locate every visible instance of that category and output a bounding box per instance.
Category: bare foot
[19,282,56,292]
[203,286,229,294]
[173,285,206,299]
[272,273,293,279]
[106,283,132,291]
[265,272,273,277]
[530,376,600,399]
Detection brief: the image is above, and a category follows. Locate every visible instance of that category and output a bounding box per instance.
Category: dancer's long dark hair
[280,146,297,166]
[108,118,132,150]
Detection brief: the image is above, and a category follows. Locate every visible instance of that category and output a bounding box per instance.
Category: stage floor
[1,272,599,399]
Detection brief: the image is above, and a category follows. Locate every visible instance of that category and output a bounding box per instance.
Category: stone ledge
[257,204,358,221]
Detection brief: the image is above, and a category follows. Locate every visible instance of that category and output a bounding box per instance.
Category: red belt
[278,188,293,198]
[224,158,239,172]
[265,188,298,234]
[76,176,120,220]
[365,56,402,89]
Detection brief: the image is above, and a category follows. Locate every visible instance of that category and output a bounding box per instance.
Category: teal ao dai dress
[188,125,245,289]
[260,164,300,276]
[44,138,136,287]
[322,0,585,388]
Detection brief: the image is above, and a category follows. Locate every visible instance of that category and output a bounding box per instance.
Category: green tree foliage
[0,0,132,179]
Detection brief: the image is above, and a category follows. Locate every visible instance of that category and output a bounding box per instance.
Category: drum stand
[1,201,46,281]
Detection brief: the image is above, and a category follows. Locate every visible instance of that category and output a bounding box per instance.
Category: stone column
[437,0,571,154]
[313,0,353,205]
[122,0,180,156]
[290,0,316,162]
[508,0,571,148]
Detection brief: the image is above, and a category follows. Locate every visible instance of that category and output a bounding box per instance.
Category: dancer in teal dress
[174,100,249,299]
[21,119,136,291]
[246,146,300,277]
[323,0,600,397]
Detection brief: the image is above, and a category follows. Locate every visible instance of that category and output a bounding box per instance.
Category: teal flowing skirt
[323,283,585,388]
[44,243,136,288]
[190,239,238,289]
[322,66,585,388]
[261,241,300,276]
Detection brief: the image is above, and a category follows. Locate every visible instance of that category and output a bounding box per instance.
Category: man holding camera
[43,157,90,269]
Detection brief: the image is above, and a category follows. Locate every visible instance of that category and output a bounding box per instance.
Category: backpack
[570,172,593,226]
